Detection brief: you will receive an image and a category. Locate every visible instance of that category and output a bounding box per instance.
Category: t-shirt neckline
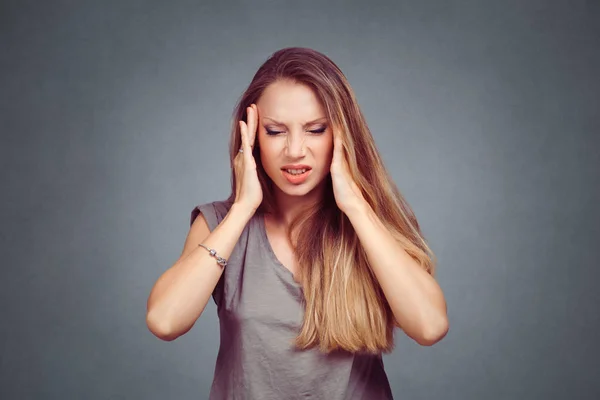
[258,213,302,288]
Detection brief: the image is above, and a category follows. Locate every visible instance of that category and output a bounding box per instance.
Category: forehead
[257,80,325,122]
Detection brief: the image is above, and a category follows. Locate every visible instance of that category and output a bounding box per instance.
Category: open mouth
[282,167,310,175]
[281,167,312,184]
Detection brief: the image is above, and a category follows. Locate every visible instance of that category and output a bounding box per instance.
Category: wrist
[230,202,258,221]
[341,198,369,216]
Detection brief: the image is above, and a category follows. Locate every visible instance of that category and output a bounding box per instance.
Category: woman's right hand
[233,104,263,213]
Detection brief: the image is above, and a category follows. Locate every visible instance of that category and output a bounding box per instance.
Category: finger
[331,130,346,172]
[333,131,342,160]
[241,120,255,161]
[239,120,245,149]
[245,107,253,144]
[246,106,256,149]
[246,105,256,149]
[239,120,248,154]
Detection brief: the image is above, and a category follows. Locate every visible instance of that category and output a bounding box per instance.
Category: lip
[282,168,312,184]
[281,164,312,170]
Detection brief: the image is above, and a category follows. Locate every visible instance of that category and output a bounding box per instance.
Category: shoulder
[190,198,235,230]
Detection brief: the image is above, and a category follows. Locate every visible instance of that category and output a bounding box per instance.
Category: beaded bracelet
[198,244,228,267]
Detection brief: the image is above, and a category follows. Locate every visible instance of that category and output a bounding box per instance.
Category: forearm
[146,203,254,340]
[345,201,448,345]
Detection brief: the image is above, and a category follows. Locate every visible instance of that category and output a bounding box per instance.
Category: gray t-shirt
[191,199,394,400]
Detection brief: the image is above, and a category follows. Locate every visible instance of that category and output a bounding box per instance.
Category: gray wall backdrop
[1,0,598,399]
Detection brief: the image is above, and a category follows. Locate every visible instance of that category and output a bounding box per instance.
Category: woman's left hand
[330,127,366,213]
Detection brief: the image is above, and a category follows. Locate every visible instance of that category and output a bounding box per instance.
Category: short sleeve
[189,199,234,308]
[191,199,235,229]
[191,202,219,230]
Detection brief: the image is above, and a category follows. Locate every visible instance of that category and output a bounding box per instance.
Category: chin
[274,181,317,197]
[287,187,318,197]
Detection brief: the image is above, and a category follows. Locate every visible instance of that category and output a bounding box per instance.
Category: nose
[284,132,306,158]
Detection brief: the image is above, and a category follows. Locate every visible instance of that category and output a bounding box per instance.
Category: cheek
[258,143,278,170]
[315,137,334,164]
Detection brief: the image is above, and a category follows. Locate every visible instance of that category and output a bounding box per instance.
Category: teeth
[286,168,307,175]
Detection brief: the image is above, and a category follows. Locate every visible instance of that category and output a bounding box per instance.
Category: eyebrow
[262,117,328,126]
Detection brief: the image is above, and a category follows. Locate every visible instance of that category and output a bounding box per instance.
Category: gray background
[1,0,598,399]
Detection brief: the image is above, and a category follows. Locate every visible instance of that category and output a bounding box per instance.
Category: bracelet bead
[198,243,228,267]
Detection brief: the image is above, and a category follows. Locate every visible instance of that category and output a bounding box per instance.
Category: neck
[270,180,327,228]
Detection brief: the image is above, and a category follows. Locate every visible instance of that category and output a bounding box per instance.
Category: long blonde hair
[226,47,436,354]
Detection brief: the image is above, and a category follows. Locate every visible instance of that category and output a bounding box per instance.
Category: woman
[146,47,448,399]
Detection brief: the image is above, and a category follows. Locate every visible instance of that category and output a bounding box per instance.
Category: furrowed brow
[263,117,328,126]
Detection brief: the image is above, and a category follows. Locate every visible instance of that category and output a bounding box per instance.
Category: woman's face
[256,80,334,199]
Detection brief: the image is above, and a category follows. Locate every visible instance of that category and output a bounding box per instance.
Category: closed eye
[309,127,327,134]
[265,126,327,136]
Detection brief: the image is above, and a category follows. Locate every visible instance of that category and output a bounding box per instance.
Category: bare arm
[345,201,448,346]
[146,203,255,341]
[147,103,261,341]
[329,127,448,346]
